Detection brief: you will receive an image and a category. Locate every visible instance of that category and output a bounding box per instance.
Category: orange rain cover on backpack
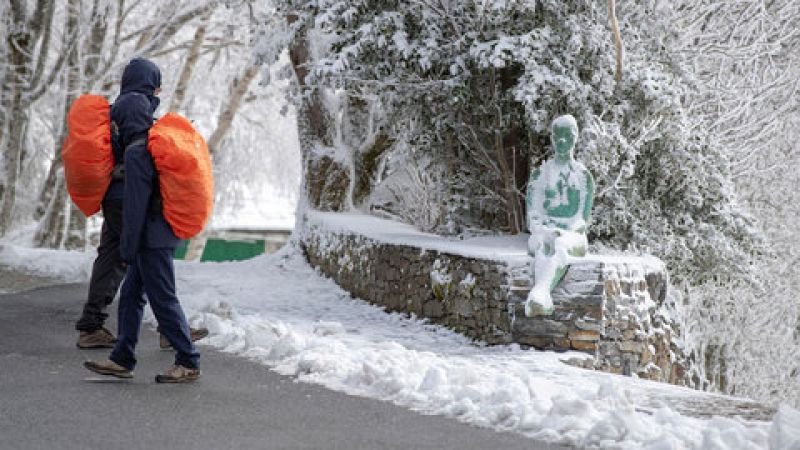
[148,113,214,239]
[62,95,113,216]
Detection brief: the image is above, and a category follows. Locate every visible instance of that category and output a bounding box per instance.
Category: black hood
[120,58,161,96]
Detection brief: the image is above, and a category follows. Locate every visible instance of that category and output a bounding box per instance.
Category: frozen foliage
[667,0,800,406]
[279,0,762,287]
[0,0,301,240]
[135,2,302,229]
[369,149,449,232]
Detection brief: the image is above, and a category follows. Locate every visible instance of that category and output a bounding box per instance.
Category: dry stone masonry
[301,211,689,386]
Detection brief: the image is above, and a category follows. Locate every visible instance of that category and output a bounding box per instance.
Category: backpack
[62,95,114,217]
[148,113,214,239]
[62,94,214,239]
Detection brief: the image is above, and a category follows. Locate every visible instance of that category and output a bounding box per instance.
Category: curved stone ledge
[300,211,688,385]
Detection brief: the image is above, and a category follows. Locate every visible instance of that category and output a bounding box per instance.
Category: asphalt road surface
[0,281,571,450]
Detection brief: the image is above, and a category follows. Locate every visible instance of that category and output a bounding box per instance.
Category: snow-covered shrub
[370,149,447,233]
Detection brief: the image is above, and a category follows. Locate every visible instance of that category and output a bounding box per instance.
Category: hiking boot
[84,359,133,379]
[159,327,209,350]
[77,327,117,349]
[155,364,201,383]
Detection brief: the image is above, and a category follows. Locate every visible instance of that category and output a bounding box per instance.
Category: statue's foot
[524,301,553,317]
[524,290,553,317]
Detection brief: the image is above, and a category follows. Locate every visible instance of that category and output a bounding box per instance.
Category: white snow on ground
[0,242,94,284]
[2,240,799,449]
[171,245,786,450]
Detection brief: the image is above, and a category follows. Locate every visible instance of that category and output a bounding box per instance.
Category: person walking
[74,61,207,351]
[84,58,201,383]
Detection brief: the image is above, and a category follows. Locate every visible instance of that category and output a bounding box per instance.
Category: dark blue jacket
[111,58,179,263]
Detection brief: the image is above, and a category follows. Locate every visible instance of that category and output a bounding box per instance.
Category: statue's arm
[582,169,595,226]
[525,168,541,231]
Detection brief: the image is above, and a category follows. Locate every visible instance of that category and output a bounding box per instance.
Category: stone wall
[301,212,688,385]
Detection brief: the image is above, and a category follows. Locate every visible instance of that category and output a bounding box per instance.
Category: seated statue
[525,115,594,317]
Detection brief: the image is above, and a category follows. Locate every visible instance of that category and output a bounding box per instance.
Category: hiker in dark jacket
[84,58,201,383]
[75,58,207,351]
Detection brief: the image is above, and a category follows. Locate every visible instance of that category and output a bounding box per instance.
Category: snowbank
[0,243,93,284]
[170,246,786,449]
[771,405,800,450]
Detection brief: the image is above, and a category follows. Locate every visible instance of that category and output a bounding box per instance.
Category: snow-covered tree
[669,0,800,405]
[0,0,300,251]
[278,0,762,285]
[267,0,800,404]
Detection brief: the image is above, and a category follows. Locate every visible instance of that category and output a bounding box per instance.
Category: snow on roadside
[2,241,797,449]
[165,244,784,450]
[0,242,93,284]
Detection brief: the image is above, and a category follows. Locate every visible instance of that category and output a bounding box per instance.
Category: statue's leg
[525,232,587,318]
[550,266,569,291]
[526,258,557,317]
[527,232,542,257]
[525,233,557,317]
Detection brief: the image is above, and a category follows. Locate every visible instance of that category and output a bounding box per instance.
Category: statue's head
[551,115,578,160]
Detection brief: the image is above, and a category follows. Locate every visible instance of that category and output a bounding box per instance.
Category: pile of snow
[771,406,800,450]
[3,241,799,449]
[0,242,93,284]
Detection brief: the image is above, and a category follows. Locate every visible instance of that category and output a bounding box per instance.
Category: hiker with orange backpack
[73,58,207,382]
[73,58,209,350]
[71,63,208,351]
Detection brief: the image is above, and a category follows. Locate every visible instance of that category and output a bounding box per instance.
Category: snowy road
[1,242,797,449]
[0,282,560,450]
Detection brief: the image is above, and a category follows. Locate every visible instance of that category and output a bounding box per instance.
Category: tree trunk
[0,50,32,236]
[608,0,624,83]
[186,60,259,260]
[64,202,87,250]
[34,170,67,248]
[169,11,212,113]
[36,0,83,248]
[34,132,64,221]
[353,132,392,205]
[0,0,55,236]
[287,16,348,212]
[206,63,260,155]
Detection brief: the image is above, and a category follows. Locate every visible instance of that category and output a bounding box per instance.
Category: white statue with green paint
[525,115,594,317]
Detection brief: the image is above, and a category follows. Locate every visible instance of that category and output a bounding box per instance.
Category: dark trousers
[109,248,199,370]
[76,199,127,332]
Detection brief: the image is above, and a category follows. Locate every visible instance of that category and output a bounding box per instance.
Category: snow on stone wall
[300,211,688,386]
